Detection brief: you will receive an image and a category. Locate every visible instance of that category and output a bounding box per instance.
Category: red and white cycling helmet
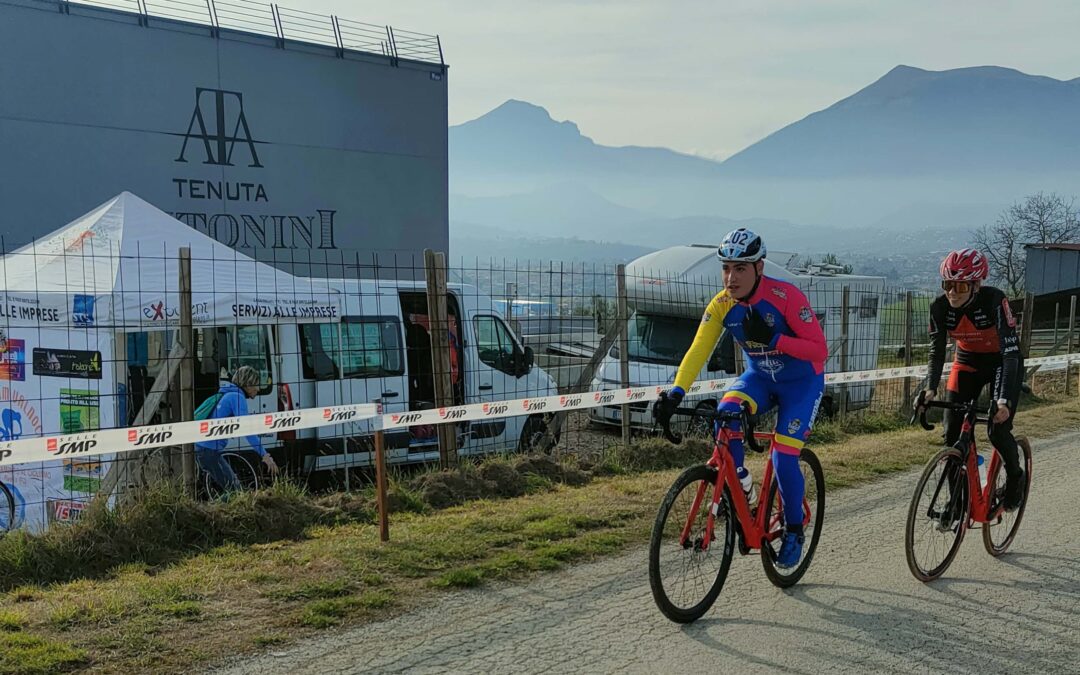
[939,248,989,282]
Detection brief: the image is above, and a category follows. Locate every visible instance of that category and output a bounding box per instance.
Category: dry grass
[0,396,1076,674]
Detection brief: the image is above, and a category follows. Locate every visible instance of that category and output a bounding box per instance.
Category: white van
[588,245,886,429]
[270,279,560,473]
[123,280,557,476]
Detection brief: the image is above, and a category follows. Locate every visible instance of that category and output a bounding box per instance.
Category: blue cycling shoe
[776,528,804,569]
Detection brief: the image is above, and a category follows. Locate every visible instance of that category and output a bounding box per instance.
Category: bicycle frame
[947,412,1005,525]
[680,426,793,552]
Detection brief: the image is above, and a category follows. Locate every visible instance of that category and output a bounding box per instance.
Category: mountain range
[449,65,1080,268]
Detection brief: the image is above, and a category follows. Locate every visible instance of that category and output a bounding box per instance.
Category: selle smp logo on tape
[522,399,547,412]
[482,403,509,416]
[323,408,357,423]
[594,392,615,404]
[391,413,423,424]
[626,389,647,402]
[439,407,467,420]
[128,429,174,446]
[46,435,98,456]
[559,395,582,408]
[200,421,241,437]
[264,414,302,430]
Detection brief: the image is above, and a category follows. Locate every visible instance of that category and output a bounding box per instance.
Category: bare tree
[972,192,1080,297]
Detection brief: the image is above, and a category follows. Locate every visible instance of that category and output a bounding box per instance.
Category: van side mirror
[524,346,534,371]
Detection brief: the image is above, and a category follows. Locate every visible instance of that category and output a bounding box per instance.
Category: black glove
[652,389,683,426]
[742,307,775,351]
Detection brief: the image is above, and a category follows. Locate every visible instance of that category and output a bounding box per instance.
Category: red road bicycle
[905,394,1032,582]
[649,404,825,623]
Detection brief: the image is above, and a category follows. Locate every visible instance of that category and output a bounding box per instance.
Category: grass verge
[0,397,1077,674]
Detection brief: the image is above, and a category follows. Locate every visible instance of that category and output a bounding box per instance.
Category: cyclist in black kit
[922,249,1025,511]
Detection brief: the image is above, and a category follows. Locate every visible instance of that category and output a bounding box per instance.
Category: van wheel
[518,415,551,454]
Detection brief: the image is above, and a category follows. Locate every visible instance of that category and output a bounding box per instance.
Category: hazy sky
[303,0,1080,160]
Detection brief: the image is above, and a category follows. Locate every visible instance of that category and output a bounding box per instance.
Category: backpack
[194,392,225,421]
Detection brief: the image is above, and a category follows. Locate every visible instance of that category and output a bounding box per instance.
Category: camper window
[859,295,879,319]
[474,315,517,374]
[626,313,697,366]
[299,317,403,381]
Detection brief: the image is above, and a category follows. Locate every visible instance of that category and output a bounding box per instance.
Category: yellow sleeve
[674,291,735,391]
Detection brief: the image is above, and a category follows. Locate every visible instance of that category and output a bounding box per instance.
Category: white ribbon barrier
[0,404,380,467]
[371,352,1080,429]
[3,353,1078,467]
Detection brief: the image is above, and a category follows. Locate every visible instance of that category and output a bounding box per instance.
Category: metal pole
[375,430,389,542]
[179,248,197,497]
[839,286,850,418]
[903,291,913,411]
[616,264,631,448]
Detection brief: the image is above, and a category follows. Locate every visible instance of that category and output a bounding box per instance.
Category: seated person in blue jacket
[195,365,279,491]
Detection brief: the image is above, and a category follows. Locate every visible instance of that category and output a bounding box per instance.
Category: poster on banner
[0,326,115,532]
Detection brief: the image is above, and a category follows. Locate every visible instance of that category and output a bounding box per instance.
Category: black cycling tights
[944,365,1021,480]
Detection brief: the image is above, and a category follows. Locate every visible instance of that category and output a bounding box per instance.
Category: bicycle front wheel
[905,447,968,582]
[0,481,15,533]
[760,447,825,588]
[983,437,1033,556]
[204,452,262,498]
[648,465,735,623]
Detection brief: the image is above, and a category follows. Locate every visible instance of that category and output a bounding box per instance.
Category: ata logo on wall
[169,87,339,251]
[175,88,264,168]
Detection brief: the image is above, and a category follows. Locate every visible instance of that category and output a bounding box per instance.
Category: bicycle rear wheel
[648,465,735,623]
[905,448,968,582]
[203,452,262,498]
[983,437,1032,556]
[760,447,825,588]
[0,481,15,533]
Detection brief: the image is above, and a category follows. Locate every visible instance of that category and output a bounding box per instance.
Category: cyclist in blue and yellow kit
[653,228,827,568]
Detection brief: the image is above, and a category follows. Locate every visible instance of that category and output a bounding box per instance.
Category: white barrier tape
[0,403,380,467]
[3,353,1078,467]
[373,352,1080,430]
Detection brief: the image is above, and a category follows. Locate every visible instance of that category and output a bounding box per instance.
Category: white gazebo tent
[0,192,341,532]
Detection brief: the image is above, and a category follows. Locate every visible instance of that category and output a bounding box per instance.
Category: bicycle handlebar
[654,403,764,454]
[910,391,997,434]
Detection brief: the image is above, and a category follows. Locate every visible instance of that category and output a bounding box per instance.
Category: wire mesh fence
[1,221,1078,535]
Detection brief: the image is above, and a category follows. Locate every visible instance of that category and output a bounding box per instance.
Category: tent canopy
[0,192,340,329]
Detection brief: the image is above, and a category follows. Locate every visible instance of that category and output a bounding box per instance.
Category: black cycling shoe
[1003,469,1025,511]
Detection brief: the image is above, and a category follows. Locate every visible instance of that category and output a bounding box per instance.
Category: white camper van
[588,245,886,429]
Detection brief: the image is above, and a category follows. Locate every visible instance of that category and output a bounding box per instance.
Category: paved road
[214,431,1080,674]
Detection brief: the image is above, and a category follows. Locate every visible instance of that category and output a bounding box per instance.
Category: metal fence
[1,238,1078,535]
[44,0,444,66]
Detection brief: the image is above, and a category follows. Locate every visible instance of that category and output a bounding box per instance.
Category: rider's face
[943,280,977,308]
[723,261,762,300]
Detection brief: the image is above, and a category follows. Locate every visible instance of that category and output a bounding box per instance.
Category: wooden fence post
[424,249,457,467]
[178,248,197,497]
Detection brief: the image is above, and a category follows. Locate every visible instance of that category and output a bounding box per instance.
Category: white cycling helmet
[717,228,766,263]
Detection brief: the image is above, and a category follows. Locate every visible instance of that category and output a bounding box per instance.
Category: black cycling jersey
[927,285,1021,404]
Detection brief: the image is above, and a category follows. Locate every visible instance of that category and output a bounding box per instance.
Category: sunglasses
[941,280,973,293]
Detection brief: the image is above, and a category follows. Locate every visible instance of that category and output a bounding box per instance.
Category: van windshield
[625,312,699,365]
